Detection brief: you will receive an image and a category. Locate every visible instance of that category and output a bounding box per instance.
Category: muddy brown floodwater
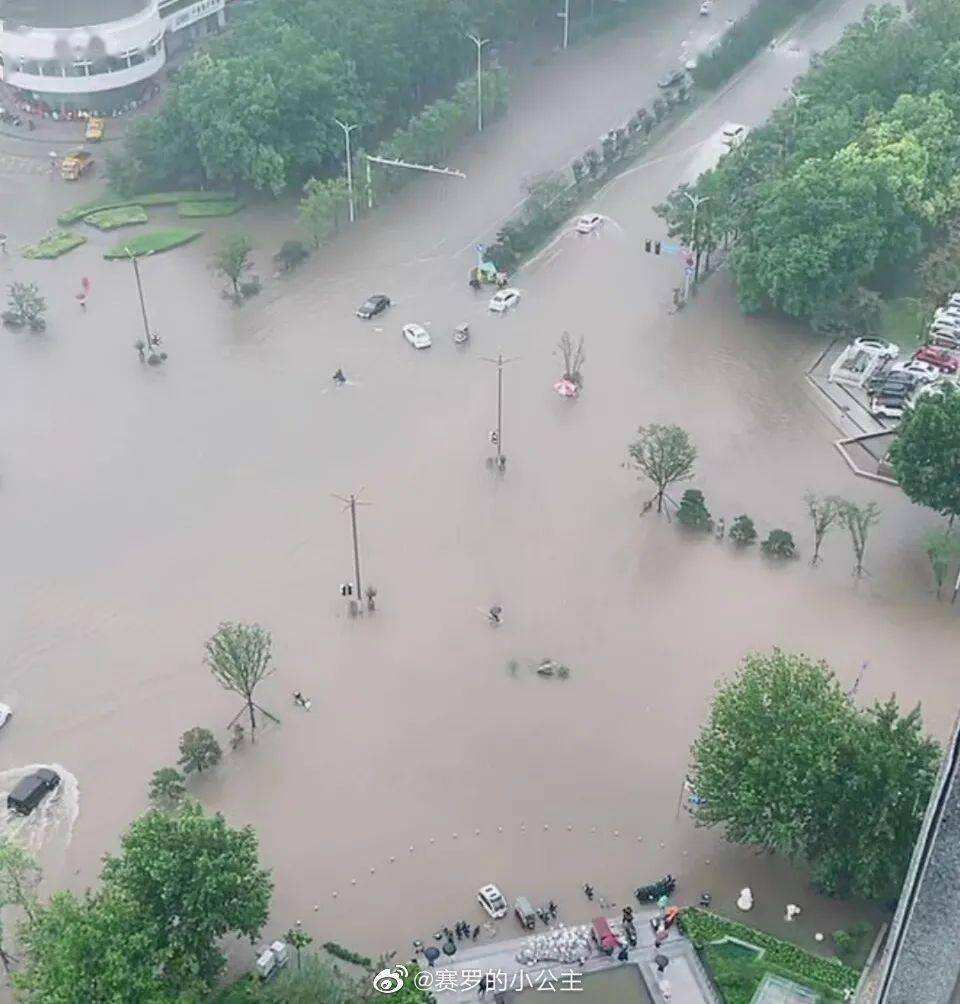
[0,0,950,984]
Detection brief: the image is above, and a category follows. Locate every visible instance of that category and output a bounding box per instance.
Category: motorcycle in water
[453,323,470,346]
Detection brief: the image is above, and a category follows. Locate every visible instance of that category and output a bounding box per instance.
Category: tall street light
[681,191,710,282]
[557,0,570,50]
[334,118,359,223]
[467,34,490,132]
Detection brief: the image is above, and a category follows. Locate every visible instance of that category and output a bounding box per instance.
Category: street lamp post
[681,191,710,282]
[334,118,359,223]
[466,34,490,132]
[558,0,570,49]
[481,353,518,472]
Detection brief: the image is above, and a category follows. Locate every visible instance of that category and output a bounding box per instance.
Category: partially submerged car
[7,768,60,815]
[402,323,431,349]
[489,288,521,313]
[356,294,391,319]
[477,884,508,919]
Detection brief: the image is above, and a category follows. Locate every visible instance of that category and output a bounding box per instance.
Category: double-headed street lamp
[466,33,490,132]
[681,190,710,282]
[334,118,359,223]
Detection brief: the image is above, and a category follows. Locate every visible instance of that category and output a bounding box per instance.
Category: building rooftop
[872,713,960,1004]
[0,0,151,30]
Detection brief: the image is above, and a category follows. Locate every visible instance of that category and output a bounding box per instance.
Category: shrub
[322,942,372,969]
[729,514,758,545]
[677,489,713,531]
[761,529,797,558]
[177,199,243,218]
[274,240,309,272]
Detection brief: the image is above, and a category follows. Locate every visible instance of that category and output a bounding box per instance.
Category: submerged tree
[147,767,187,812]
[555,331,585,385]
[922,529,960,599]
[214,234,253,300]
[0,837,41,970]
[3,281,46,331]
[626,424,696,514]
[205,621,278,740]
[178,727,223,774]
[805,492,842,565]
[840,500,881,577]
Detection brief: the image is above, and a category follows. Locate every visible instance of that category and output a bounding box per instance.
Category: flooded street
[0,0,951,977]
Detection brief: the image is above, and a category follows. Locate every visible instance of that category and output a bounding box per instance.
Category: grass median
[22,231,87,259]
[103,229,203,259]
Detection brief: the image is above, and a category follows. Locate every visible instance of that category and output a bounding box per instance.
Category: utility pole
[467,34,490,132]
[481,353,518,471]
[129,252,152,343]
[333,490,371,614]
[681,191,710,281]
[334,118,359,223]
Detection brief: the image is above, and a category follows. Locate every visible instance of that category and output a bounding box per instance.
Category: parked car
[576,213,603,234]
[7,768,60,815]
[591,916,622,955]
[852,336,899,360]
[657,69,686,88]
[870,395,907,420]
[489,288,521,313]
[891,359,940,383]
[929,331,960,350]
[402,323,431,349]
[255,940,289,981]
[514,897,536,930]
[356,294,391,319]
[0,703,11,731]
[720,123,749,148]
[915,345,959,373]
[478,884,508,919]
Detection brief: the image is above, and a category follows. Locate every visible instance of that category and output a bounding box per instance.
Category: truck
[61,150,93,181]
[84,117,105,141]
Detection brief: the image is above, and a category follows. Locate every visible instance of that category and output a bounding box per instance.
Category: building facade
[0,0,225,110]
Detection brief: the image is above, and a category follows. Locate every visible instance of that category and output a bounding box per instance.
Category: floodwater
[0,0,948,983]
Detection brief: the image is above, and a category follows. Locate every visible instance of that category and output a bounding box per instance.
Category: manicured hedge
[680,908,860,995]
[103,228,202,258]
[177,199,243,218]
[59,190,234,225]
[22,231,86,259]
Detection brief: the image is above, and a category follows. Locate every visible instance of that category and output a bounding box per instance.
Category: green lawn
[177,198,243,218]
[59,191,234,225]
[880,297,926,352]
[22,230,86,259]
[681,909,860,1004]
[84,205,149,230]
[103,228,203,259]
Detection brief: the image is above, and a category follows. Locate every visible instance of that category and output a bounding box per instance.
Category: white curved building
[0,0,225,110]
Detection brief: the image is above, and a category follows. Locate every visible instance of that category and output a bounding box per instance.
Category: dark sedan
[356,294,391,319]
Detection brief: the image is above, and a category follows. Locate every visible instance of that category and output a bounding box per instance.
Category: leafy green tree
[761,528,797,558]
[839,500,881,577]
[805,492,842,565]
[729,514,757,545]
[215,234,254,299]
[178,727,223,774]
[676,489,713,531]
[206,621,277,739]
[274,239,310,272]
[690,649,940,901]
[300,178,337,248]
[148,766,187,811]
[889,387,960,523]
[15,890,178,1001]
[626,424,697,514]
[0,838,40,971]
[101,803,272,990]
[285,925,314,971]
[4,281,46,330]
[922,528,960,598]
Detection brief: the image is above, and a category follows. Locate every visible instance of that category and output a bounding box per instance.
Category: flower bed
[59,191,234,225]
[22,231,86,259]
[680,908,859,1003]
[103,229,202,259]
[84,205,149,230]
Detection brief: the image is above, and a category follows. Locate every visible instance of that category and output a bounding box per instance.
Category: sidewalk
[427,907,719,1003]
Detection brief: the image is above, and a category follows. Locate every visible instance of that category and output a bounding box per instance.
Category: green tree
[690,649,940,901]
[889,387,960,523]
[15,890,177,1001]
[300,178,337,248]
[922,528,960,598]
[285,925,314,971]
[148,766,187,811]
[178,727,223,774]
[100,803,272,990]
[676,489,713,531]
[729,514,757,545]
[626,424,697,514]
[205,621,277,740]
[215,234,254,300]
[761,528,797,558]
[4,281,46,330]
[805,492,842,565]
[839,500,881,577]
[0,838,40,971]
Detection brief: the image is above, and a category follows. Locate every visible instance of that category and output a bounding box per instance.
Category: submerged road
[0,0,940,978]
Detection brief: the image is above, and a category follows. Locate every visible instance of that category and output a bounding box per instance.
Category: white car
[576,213,603,235]
[891,360,940,383]
[0,704,11,731]
[870,397,906,420]
[477,884,508,920]
[720,122,749,148]
[489,288,521,313]
[402,323,431,349]
[852,336,899,360]
[699,0,713,13]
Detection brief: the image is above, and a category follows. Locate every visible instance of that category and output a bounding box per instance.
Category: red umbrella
[553,378,579,398]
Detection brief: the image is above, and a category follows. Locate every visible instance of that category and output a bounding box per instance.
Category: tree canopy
[690,649,940,901]
[888,387,960,522]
